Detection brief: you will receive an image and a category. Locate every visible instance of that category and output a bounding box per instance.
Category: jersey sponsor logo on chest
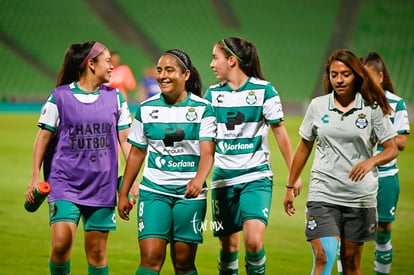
[217,141,254,153]
[155,156,195,168]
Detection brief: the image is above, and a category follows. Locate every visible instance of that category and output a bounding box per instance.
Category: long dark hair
[162,49,203,96]
[55,41,102,87]
[323,49,391,115]
[360,52,395,94]
[218,37,265,80]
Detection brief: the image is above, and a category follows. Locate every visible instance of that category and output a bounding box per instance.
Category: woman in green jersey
[205,36,301,275]
[361,52,410,275]
[118,49,216,275]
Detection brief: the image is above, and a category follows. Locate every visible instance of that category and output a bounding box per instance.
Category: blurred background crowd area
[1,0,413,116]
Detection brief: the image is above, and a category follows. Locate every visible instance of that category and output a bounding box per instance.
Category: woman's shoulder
[385,90,405,103]
[53,83,72,92]
[310,93,330,104]
[207,81,228,91]
[139,93,162,106]
[189,93,211,105]
[249,77,270,86]
[100,84,118,93]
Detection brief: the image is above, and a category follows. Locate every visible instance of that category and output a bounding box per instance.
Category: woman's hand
[184,178,204,198]
[118,195,132,221]
[25,178,40,204]
[283,187,296,216]
[349,159,375,182]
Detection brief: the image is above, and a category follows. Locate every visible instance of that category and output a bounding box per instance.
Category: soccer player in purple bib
[25,41,133,275]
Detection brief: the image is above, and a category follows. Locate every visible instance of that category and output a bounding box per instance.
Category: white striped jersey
[204,77,284,189]
[377,90,410,176]
[128,92,216,199]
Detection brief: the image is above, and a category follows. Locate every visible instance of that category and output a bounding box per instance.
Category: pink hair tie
[79,42,106,68]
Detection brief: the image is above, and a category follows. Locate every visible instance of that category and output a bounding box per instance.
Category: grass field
[0,113,413,274]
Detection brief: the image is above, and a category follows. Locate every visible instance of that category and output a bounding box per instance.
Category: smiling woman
[204,36,301,275]
[117,49,217,274]
[156,49,204,101]
[24,41,134,275]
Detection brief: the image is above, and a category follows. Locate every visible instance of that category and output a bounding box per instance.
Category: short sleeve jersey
[376,90,410,177]
[37,82,132,207]
[127,92,216,200]
[204,77,284,189]
[300,92,397,208]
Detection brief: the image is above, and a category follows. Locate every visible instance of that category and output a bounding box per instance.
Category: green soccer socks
[218,250,239,275]
[375,231,393,275]
[245,247,266,275]
[49,260,70,275]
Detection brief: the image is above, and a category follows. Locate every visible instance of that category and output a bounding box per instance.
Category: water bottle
[117,176,135,210]
[24,181,51,212]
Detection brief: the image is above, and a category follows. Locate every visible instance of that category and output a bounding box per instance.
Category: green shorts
[305,201,377,242]
[211,177,273,237]
[49,200,116,231]
[377,174,400,222]
[136,190,207,244]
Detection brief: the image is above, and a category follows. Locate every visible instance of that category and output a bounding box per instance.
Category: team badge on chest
[355,113,368,129]
[246,91,257,105]
[185,107,197,121]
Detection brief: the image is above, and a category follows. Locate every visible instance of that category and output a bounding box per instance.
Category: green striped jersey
[204,77,284,189]
[128,92,216,199]
[377,90,410,176]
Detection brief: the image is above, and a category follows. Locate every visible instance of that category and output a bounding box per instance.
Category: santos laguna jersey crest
[204,77,285,188]
[127,93,216,199]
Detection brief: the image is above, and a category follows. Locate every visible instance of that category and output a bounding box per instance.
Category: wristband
[285,185,295,189]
